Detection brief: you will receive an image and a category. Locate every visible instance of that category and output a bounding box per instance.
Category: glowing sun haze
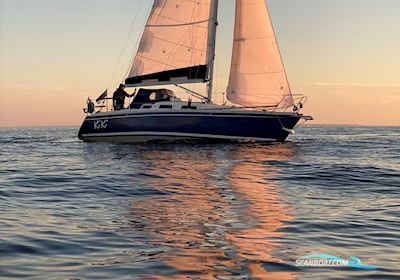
[0,0,399,127]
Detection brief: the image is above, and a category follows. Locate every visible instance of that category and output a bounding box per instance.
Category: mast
[206,0,219,102]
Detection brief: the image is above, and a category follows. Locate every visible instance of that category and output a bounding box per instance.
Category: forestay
[227,0,293,108]
[126,0,212,87]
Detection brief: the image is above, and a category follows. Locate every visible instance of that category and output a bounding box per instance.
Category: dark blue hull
[78,111,302,142]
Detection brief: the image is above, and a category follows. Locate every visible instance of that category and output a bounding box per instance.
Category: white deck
[90,101,300,118]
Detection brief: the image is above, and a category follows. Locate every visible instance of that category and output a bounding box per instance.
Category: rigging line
[174,84,208,101]
[108,0,144,89]
[125,0,153,80]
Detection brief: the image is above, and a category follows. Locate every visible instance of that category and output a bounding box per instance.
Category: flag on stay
[96,90,107,104]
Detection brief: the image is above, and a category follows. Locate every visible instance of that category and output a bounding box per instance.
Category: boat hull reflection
[118,143,298,278]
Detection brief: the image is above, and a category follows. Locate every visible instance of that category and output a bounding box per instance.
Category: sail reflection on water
[225,144,297,279]
[126,144,297,278]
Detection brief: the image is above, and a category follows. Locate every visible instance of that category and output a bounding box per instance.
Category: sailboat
[78,0,312,142]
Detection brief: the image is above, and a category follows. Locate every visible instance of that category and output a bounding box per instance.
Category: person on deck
[113,84,133,110]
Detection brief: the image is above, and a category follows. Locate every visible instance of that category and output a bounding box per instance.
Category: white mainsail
[227,0,293,108]
[126,0,212,86]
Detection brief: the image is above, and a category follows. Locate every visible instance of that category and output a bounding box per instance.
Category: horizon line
[1,123,399,129]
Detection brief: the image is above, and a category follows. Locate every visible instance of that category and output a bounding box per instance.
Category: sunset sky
[0,0,399,127]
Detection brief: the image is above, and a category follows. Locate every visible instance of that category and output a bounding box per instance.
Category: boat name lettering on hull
[94,120,108,130]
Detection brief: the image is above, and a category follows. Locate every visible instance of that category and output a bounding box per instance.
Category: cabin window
[182,106,197,109]
[142,105,152,109]
[159,105,172,109]
[149,91,171,102]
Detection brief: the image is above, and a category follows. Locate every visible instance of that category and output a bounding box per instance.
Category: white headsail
[126,0,212,87]
[227,0,293,108]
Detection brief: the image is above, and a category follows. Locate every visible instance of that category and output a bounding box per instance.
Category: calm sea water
[0,126,399,279]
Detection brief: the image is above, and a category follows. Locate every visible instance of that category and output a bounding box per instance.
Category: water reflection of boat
[126,147,236,278]
[123,143,297,278]
[225,144,297,279]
